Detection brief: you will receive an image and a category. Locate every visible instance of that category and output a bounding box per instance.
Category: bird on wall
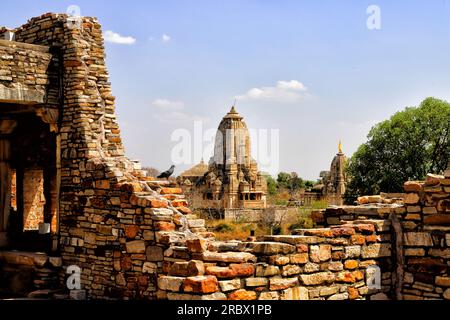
[157,165,175,179]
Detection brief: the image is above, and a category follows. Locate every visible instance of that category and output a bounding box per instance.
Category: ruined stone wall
[310,171,450,300]
[0,39,54,104]
[5,14,202,299]
[156,222,392,300]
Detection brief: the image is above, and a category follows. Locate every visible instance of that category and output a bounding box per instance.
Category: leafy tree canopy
[345,97,450,199]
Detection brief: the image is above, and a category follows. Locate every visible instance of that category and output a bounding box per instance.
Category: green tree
[277,172,292,189]
[345,97,450,200]
[289,172,305,190]
[265,175,278,195]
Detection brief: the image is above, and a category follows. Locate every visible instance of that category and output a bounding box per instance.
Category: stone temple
[179,106,267,212]
[320,141,347,205]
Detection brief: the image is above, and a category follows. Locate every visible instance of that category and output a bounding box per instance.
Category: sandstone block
[345,246,361,258]
[404,181,423,192]
[425,173,444,186]
[258,291,279,300]
[403,232,433,246]
[361,243,391,258]
[219,279,241,292]
[126,240,145,254]
[255,264,280,277]
[250,242,296,255]
[228,289,257,300]
[289,253,308,264]
[142,262,157,274]
[281,264,302,276]
[202,251,256,263]
[405,248,425,256]
[404,193,420,204]
[310,245,331,262]
[328,293,348,300]
[146,246,164,261]
[300,272,335,285]
[183,275,218,294]
[344,260,358,270]
[186,238,208,253]
[280,286,309,300]
[245,277,268,287]
[269,277,299,290]
[444,289,450,300]
[158,276,184,292]
[304,262,320,273]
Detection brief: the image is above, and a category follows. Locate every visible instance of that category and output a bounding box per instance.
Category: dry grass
[205,220,271,241]
[203,200,328,240]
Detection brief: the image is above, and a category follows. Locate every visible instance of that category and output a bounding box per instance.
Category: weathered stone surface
[404,193,420,204]
[345,246,361,258]
[328,293,348,300]
[206,263,254,278]
[281,264,302,276]
[424,214,450,225]
[245,277,268,287]
[280,286,309,300]
[320,286,340,296]
[361,243,391,258]
[228,289,256,300]
[158,276,184,292]
[270,255,290,266]
[289,253,308,264]
[404,181,423,192]
[126,240,146,254]
[146,246,164,261]
[183,275,218,294]
[219,279,241,292]
[310,245,331,262]
[403,232,433,246]
[202,251,256,263]
[186,238,208,253]
[405,248,425,256]
[300,272,335,285]
[258,291,279,300]
[269,277,299,290]
[255,264,280,277]
[429,248,450,259]
[370,293,389,300]
[425,173,444,186]
[250,242,296,255]
[444,289,450,300]
[142,262,157,274]
[344,260,358,270]
[328,261,344,271]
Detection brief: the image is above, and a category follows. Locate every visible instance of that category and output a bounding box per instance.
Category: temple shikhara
[321,141,347,205]
[179,106,267,211]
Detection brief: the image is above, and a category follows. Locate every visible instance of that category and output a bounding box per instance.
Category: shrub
[214,223,234,232]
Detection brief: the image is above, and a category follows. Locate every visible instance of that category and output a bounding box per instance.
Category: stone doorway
[0,111,58,253]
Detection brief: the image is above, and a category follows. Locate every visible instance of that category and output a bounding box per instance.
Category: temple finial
[338,140,343,153]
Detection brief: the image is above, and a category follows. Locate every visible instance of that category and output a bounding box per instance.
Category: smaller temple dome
[179,159,208,178]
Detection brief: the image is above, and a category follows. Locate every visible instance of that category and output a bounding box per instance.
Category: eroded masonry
[0,13,449,300]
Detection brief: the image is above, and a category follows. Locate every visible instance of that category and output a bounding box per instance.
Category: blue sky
[2,0,450,179]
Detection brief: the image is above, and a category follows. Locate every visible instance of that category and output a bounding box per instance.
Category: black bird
[157,165,175,179]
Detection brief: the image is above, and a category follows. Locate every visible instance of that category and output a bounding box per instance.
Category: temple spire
[338,140,343,153]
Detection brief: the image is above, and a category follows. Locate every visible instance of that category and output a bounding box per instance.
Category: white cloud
[236,80,309,103]
[162,34,171,43]
[104,30,136,45]
[154,111,208,125]
[152,98,184,110]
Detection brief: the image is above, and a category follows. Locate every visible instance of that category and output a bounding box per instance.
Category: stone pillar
[0,119,17,247]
